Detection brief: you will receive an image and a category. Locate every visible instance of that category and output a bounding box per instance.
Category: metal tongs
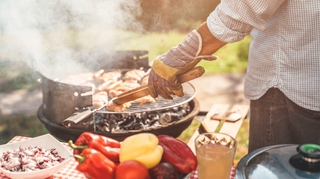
[61,104,107,128]
[61,66,205,128]
[112,66,206,105]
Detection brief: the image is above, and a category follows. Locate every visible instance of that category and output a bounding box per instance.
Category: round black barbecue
[38,98,199,142]
[37,50,200,142]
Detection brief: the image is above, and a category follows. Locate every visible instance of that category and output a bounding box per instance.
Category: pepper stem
[68,140,88,150]
[74,154,85,164]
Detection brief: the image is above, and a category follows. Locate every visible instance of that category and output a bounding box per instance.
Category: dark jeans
[248,87,320,152]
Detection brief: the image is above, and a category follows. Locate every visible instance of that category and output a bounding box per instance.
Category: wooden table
[186,103,249,179]
[187,103,250,153]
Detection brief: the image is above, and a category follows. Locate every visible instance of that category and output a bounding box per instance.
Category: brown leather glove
[148,22,227,99]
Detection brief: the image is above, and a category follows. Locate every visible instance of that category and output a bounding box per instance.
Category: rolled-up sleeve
[207,0,285,42]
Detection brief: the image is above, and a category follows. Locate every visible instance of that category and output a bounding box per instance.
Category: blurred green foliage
[0,115,48,144]
[0,61,41,92]
[115,30,250,73]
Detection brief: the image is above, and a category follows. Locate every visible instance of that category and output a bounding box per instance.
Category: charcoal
[143,118,151,125]
[118,117,139,130]
[159,114,172,125]
[107,118,119,131]
[129,122,143,130]
[96,123,109,132]
[148,120,161,128]
[94,104,191,133]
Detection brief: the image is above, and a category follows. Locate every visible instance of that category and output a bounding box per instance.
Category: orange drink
[195,132,236,179]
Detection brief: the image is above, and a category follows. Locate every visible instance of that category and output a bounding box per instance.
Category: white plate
[0,134,73,179]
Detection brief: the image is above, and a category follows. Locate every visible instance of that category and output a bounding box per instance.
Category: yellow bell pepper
[119,133,163,169]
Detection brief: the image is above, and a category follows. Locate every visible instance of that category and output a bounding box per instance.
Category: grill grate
[97,82,196,114]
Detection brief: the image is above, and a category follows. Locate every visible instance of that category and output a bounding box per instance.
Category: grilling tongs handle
[175,66,205,83]
[112,66,205,105]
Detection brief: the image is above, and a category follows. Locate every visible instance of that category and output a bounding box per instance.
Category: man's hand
[148,68,183,99]
[148,27,218,99]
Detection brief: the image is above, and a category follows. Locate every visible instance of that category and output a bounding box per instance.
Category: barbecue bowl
[38,98,199,142]
[0,134,73,179]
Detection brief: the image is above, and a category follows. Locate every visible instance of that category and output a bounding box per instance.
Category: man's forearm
[196,22,227,55]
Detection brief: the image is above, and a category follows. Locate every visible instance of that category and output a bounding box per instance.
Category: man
[148,0,320,152]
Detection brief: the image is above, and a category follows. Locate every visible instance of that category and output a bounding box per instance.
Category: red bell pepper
[74,148,116,179]
[69,132,121,163]
[157,135,197,174]
[115,160,150,179]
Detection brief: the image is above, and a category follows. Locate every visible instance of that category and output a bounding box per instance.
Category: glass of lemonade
[195,132,237,179]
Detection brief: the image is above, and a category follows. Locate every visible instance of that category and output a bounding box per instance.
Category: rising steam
[0,0,144,79]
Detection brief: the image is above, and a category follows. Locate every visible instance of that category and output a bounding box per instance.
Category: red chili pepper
[157,135,197,174]
[74,148,116,179]
[69,132,121,163]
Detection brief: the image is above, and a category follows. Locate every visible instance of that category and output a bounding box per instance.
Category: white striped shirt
[207,0,320,111]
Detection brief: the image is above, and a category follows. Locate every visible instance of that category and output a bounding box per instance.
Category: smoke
[0,0,144,79]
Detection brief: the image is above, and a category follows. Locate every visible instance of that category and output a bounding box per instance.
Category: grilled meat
[97,80,123,92]
[106,100,132,112]
[93,69,121,83]
[112,81,140,92]
[140,75,149,85]
[108,90,123,99]
[92,91,108,108]
[108,80,141,98]
[134,75,156,104]
[90,69,155,111]
[135,95,156,104]
[123,69,146,82]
